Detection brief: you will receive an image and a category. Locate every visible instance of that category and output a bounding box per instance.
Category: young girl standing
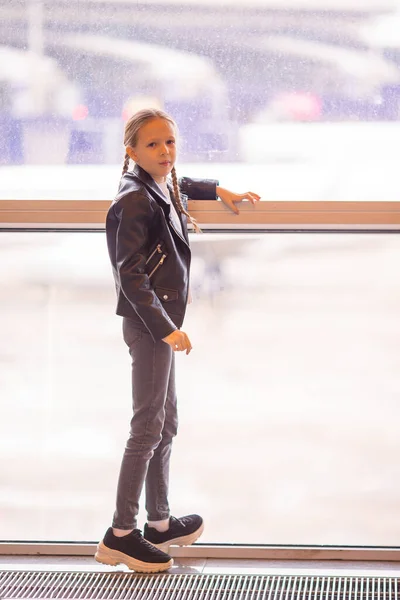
[95,108,259,573]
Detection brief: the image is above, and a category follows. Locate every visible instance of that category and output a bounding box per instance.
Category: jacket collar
[133,164,169,207]
[132,164,189,246]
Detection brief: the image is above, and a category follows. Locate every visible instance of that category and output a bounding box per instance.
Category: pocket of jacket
[145,242,168,279]
[155,287,178,303]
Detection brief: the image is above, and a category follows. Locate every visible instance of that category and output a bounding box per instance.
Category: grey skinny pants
[112,317,178,530]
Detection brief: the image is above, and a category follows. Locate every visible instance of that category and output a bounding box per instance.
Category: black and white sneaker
[144,515,204,553]
[95,527,173,573]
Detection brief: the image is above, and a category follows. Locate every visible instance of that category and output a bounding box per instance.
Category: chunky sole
[152,521,205,553]
[94,541,173,573]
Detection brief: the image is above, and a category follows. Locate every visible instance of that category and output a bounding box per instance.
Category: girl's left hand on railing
[216,187,261,215]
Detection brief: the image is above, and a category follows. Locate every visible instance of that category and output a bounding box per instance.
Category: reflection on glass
[0,231,399,544]
[1,3,400,199]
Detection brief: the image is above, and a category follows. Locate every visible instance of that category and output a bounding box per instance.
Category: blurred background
[1,231,400,545]
[1,0,400,198]
[1,1,400,546]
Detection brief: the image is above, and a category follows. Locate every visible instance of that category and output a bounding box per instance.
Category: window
[1,1,400,201]
[1,230,399,544]
[1,1,400,548]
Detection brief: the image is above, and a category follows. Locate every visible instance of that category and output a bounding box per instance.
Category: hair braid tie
[171,167,202,234]
[122,153,130,175]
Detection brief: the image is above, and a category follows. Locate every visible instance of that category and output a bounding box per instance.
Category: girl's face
[127,118,177,183]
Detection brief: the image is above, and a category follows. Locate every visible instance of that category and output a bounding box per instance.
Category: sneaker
[144,514,204,552]
[95,527,173,573]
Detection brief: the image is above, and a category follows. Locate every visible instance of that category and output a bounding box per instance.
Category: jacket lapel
[133,165,189,247]
[167,181,190,245]
[132,164,169,209]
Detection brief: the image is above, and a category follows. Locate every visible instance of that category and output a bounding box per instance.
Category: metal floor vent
[1,572,399,600]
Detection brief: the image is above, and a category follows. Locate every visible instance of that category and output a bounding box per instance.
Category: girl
[95,108,260,573]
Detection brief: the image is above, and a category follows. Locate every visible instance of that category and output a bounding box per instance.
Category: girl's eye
[167,140,175,145]
[148,142,156,148]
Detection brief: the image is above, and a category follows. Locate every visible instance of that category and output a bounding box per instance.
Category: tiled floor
[1,556,400,577]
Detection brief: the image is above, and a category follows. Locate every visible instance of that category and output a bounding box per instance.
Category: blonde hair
[122,108,201,233]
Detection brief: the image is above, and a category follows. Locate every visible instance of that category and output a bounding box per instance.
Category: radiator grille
[0,572,399,600]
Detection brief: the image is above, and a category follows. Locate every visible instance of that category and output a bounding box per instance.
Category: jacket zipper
[148,254,167,279]
[146,243,167,279]
[146,243,163,265]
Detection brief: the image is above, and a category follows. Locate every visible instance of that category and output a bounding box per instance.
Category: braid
[122,153,130,175]
[171,167,202,234]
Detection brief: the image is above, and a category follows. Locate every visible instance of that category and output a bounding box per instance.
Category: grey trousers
[112,317,178,530]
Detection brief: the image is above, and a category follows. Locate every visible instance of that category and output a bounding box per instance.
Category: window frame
[1,542,400,560]
[0,200,399,230]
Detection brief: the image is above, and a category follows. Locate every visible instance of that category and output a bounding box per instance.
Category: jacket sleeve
[179,177,219,200]
[113,193,177,341]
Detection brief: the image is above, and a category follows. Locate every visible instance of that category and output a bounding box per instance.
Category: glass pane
[1,230,399,544]
[1,3,400,199]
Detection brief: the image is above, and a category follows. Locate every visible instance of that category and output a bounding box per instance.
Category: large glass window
[1,230,399,544]
[1,1,400,200]
[1,0,400,548]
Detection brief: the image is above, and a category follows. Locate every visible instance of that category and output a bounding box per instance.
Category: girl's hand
[162,330,192,355]
[216,187,261,215]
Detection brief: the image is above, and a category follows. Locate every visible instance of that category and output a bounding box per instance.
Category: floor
[2,556,400,577]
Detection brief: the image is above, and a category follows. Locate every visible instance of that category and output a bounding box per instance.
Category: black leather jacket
[106,164,219,340]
